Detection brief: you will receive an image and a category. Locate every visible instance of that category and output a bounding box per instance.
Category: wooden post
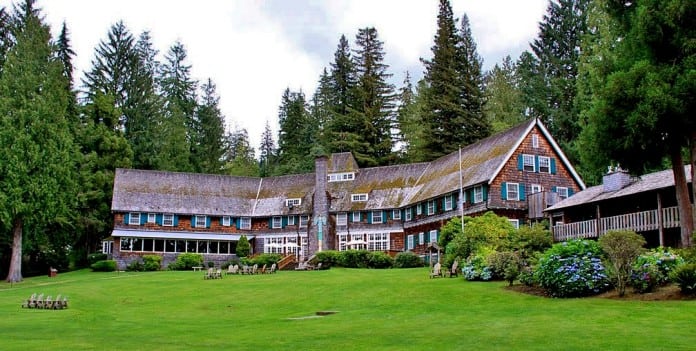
[657,192,664,247]
[596,205,602,236]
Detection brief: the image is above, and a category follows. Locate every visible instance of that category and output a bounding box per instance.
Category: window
[427,200,435,215]
[372,211,383,224]
[532,134,539,148]
[299,215,309,228]
[429,230,438,243]
[444,195,453,211]
[539,156,551,173]
[523,154,535,172]
[405,208,412,221]
[286,198,301,207]
[416,204,422,215]
[419,232,424,245]
[531,184,542,194]
[407,235,414,250]
[509,219,520,229]
[327,172,355,182]
[336,212,347,226]
[352,211,361,222]
[195,215,207,228]
[147,213,156,224]
[287,216,296,226]
[556,186,569,200]
[473,186,483,203]
[222,216,231,227]
[351,193,368,202]
[507,183,520,201]
[163,214,174,227]
[272,216,282,229]
[392,209,401,220]
[239,217,251,230]
[367,233,389,251]
[128,213,141,226]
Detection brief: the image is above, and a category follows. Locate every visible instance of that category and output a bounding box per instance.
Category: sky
[4,0,549,152]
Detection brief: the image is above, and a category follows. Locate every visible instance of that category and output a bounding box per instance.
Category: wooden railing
[277,254,296,270]
[553,206,680,241]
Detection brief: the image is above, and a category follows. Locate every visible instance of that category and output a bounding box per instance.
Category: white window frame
[532,134,539,148]
[336,212,348,226]
[352,211,361,222]
[416,204,422,215]
[162,214,174,227]
[539,156,551,173]
[427,200,435,215]
[473,186,483,203]
[523,154,535,172]
[405,208,412,221]
[239,217,251,230]
[272,216,282,229]
[419,232,424,245]
[351,193,368,202]
[392,209,401,220]
[286,198,301,207]
[299,215,309,228]
[507,182,520,201]
[147,213,156,224]
[129,213,141,226]
[407,235,414,250]
[531,184,542,194]
[287,216,296,226]
[509,219,520,229]
[327,172,355,182]
[372,211,383,224]
[557,186,569,200]
[429,230,438,243]
[222,216,231,227]
[195,215,207,228]
[367,233,389,251]
[444,195,453,211]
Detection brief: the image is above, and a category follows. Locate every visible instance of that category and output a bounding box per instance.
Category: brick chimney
[602,166,632,192]
[308,155,329,257]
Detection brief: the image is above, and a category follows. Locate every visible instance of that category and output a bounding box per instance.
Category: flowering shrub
[534,240,610,297]
[670,263,696,294]
[630,248,685,293]
[462,248,494,281]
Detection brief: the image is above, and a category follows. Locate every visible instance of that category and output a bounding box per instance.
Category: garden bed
[506,283,696,301]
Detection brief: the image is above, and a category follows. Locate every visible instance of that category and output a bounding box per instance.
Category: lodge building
[107,119,585,269]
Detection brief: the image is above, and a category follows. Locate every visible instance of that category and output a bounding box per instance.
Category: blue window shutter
[156,214,163,225]
[519,183,526,200]
[206,216,211,228]
[534,156,540,173]
[124,213,130,225]
[501,182,507,200]
[268,218,273,228]
[568,188,574,197]
[191,216,196,228]
[140,214,147,225]
[552,186,557,193]
[483,186,488,201]
[173,215,179,226]
[236,218,241,228]
[517,155,523,170]
[425,231,430,243]
[219,217,223,225]
[282,216,288,227]
[550,158,557,174]
[367,213,372,224]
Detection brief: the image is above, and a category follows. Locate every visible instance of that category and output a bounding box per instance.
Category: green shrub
[91,260,117,272]
[674,246,696,264]
[534,240,610,297]
[87,252,108,265]
[512,222,553,259]
[486,251,521,284]
[127,260,144,272]
[599,230,646,297]
[142,255,162,271]
[313,250,340,268]
[631,247,685,293]
[367,251,394,269]
[462,247,495,281]
[236,235,251,257]
[167,253,203,270]
[338,250,371,268]
[670,263,696,295]
[393,252,424,268]
[250,253,282,266]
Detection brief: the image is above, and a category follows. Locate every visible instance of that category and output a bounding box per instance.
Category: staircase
[277,254,297,270]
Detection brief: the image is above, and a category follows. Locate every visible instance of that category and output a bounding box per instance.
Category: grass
[1,268,694,350]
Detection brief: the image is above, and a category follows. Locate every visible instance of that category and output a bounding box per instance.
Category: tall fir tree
[325,35,361,155]
[276,88,315,174]
[310,67,332,151]
[483,55,526,133]
[456,14,490,142]
[55,21,78,122]
[259,120,276,177]
[195,78,227,174]
[223,126,259,177]
[0,7,12,79]
[396,73,429,162]
[0,5,77,282]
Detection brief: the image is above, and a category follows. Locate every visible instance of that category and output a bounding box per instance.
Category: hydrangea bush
[462,248,494,281]
[631,248,685,293]
[534,240,610,297]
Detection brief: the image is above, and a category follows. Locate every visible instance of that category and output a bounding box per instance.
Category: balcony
[552,206,680,241]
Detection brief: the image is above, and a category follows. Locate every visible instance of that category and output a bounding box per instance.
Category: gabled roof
[328,152,359,173]
[545,165,692,212]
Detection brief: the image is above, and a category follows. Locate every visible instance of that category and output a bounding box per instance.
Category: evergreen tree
[456,14,490,142]
[396,73,429,162]
[516,50,546,120]
[276,88,315,174]
[483,56,526,133]
[223,127,259,176]
[325,35,360,155]
[351,27,397,166]
[310,67,332,151]
[0,7,77,282]
[0,7,12,78]
[195,78,226,174]
[259,120,276,177]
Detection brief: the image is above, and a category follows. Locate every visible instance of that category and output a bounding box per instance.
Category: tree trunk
[671,150,694,247]
[691,131,696,238]
[5,217,24,283]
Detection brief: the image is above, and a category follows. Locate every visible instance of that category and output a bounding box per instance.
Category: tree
[396,74,429,162]
[325,35,360,155]
[276,88,315,174]
[483,56,526,133]
[236,235,251,257]
[579,0,695,246]
[259,120,276,177]
[223,126,259,177]
[310,67,333,151]
[0,7,12,79]
[598,230,646,297]
[0,7,77,282]
[195,78,226,174]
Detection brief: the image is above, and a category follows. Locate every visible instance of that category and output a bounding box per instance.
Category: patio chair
[22,293,37,308]
[43,295,53,309]
[447,260,459,278]
[227,264,239,275]
[215,269,223,279]
[59,296,69,309]
[252,264,258,274]
[260,264,267,274]
[268,263,277,274]
[35,293,45,309]
[316,262,323,270]
[204,268,214,279]
[295,262,307,270]
[52,294,62,309]
[429,262,442,278]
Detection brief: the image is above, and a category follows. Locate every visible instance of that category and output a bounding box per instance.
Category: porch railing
[552,206,680,241]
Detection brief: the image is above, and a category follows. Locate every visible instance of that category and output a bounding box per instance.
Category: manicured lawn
[1,268,694,350]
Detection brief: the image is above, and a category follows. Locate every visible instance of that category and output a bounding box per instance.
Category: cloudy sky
[5,0,548,150]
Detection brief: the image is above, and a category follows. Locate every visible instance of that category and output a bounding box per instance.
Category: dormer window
[351,193,368,202]
[286,198,301,207]
[327,172,355,182]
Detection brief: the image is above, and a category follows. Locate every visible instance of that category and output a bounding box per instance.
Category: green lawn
[1,268,694,350]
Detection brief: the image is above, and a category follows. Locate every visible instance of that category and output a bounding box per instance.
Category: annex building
[107,119,585,269]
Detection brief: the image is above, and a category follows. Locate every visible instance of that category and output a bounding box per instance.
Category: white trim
[336,212,348,226]
[352,211,361,222]
[532,134,539,148]
[489,120,536,185]
[128,213,141,226]
[195,215,207,228]
[522,154,535,172]
[222,216,231,227]
[531,184,542,194]
[507,182,520,201]
[429,230,438,243]
[147,213,156,223]
[163,214,174,227]
[351,193,368,202]
[508,219,520,229]
[392,209,401,220]
[327,172,355,182]
[473,186,483,203]
[239,217,251,230]
[287,216,296,226]
[113,229,253,241]
[334,227,403,235]
[271,216,282,229]
[538,156,551,173]
[372,210,383,224]
[286,198,301,207]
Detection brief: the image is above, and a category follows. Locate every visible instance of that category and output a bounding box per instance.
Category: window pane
[143,239,153,252]
[219,241,229,254]
[154,239,164,252]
